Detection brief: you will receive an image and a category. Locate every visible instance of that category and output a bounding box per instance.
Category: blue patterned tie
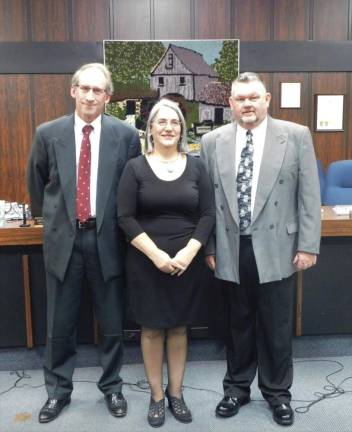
[237,130,254,232]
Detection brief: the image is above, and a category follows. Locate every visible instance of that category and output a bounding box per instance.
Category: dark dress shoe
[148,397,165,427]
[38,397,71,423]
[105,392,127,417]
[215,395,250,418]
[272,403,294,426]
[165,387,192,423]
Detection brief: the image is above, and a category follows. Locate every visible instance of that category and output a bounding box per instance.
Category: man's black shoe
[38,397,71,423]
[272,403,294,426]
[105,392,127,417]
[215,396,250,417]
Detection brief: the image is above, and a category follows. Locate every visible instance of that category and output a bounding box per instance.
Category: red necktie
[76,124,93,222]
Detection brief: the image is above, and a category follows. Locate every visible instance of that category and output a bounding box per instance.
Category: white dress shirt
[74,113,101,217]
[235,116,268,216]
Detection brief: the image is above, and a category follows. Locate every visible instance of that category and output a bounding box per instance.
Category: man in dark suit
[27,63,140,423]
[200,72,321,426]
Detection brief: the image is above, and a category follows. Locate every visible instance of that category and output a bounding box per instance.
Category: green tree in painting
[213,40,238,84]
[105,41,165,91]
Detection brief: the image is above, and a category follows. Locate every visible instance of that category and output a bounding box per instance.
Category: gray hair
[145,99,188,153]
[71,63,114,95]
[231,72,267,96]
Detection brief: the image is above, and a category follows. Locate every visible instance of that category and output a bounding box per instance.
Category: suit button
[220,205,224,210]
[274,201,279,206]
[269,224,274,229]
[225,226,229,232]
[214,183,218,188]
[279,179,284,184]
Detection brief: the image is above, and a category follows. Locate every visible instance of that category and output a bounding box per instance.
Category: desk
[297,206,352,336]
[2,210,351,347]
[0,221,43,348]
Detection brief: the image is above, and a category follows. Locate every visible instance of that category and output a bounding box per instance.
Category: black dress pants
[222,236,295,407]
[44,228,124,399]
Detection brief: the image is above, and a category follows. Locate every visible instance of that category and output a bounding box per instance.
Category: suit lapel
[252,117,288,224]
[53,115,76,229]
[96,115,120,232]
[216,123,239,226]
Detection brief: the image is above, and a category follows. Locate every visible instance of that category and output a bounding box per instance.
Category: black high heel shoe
[165,387,192,423]
[148,397,165,428]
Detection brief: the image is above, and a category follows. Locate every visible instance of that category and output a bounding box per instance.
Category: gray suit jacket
[200,116,321,284]
[27,113,141,282]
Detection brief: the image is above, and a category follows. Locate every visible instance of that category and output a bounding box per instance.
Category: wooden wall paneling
[312,0,349,40]
[72,0,111,41]
[273,0,309,40]
[30,0,70,41]
[112,0,151,40]
[271,73,309,126]
[154,0,191,39]
[32,75,74,128]
[233,0,272,41]
[0,75,32,202]
[0,0,28,41]
[194,0,231,38]
[311,73,347,168]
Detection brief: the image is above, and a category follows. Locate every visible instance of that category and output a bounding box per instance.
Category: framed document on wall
[315,94,344,131]
[280,82,301,108]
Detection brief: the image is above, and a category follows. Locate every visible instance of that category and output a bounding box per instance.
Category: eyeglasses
[76,85,106,96]
[154,119,181,129]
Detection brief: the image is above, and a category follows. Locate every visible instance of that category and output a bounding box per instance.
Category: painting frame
[103,39,239,155]
[315,94,345,132]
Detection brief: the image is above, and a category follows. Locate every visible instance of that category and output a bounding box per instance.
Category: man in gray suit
[27,63,140,423]
[200,72,321,426]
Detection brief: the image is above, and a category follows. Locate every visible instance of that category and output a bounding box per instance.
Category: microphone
[19,203,30,228]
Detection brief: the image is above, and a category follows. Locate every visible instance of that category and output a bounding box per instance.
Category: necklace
[153,154,181,173]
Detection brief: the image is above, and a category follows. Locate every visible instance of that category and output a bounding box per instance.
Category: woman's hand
[171,239,202,276]
[151,249,179,273]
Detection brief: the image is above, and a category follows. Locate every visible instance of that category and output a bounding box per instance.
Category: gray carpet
[0,336,352,431]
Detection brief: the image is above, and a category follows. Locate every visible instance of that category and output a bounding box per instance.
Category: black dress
[117,154,215,328]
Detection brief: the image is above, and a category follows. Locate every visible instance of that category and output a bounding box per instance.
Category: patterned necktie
[237,129,254,232]
[76,124,93,222]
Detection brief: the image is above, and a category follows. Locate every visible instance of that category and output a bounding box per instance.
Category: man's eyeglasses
[76,85,106,96]
[154,119,181,129]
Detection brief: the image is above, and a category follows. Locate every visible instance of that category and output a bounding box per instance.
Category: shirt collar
[237,115,268,139]
[74,113,102,132]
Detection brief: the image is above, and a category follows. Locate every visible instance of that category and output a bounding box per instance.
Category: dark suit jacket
[27,113,141,282]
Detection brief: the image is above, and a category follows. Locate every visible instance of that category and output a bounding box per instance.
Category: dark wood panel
[0,75,32,202]
[233,0,271,40]
[312,0,349,40]
[112,0,151,39]
[311,73,347,167]
[30,0,70,41]
[240,41,352,72]
[271,73,309,126]
[154,0,191,39]
[273,0,309,40]
[194,0,231,38]
[32,75,74,127]
[72,0,111,41]
[0,42,103,73]
[0,0,28,41]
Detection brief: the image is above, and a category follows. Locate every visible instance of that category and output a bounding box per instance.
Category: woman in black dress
[117,99,215,427]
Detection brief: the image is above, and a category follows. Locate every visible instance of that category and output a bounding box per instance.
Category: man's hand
[205,255,216,271]
[293,252,317,271]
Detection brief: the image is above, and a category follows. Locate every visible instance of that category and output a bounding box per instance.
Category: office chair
[323,160,352,205]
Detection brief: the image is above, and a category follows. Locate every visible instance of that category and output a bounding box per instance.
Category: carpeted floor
[0,336,352,432]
